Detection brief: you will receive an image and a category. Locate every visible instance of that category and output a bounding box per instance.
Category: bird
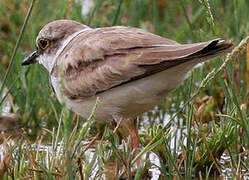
[22,19,233,123]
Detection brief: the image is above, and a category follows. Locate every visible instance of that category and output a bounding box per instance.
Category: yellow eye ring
[38,38,50,50]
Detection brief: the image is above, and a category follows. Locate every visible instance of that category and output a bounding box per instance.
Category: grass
[0,0,249,179]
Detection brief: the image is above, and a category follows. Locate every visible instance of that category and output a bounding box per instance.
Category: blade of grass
[71,97,100,158]
[198,0,215,34]
[0,0,35,98]
[87,0,104,26]
[112,0,124,26]
[178,0,195,40]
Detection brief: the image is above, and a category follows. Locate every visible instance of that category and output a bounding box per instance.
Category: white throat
[38,27,92,73]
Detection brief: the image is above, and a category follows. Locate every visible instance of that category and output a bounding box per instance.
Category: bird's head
[22,19,90,73]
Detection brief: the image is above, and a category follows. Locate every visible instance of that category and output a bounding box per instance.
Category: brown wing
[54,26,232,99]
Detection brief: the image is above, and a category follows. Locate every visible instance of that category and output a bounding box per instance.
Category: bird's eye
[38,38,50,50]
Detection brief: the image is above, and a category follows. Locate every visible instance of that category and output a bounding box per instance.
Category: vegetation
[0,0,248,179]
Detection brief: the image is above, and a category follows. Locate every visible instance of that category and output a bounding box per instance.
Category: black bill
[22,51,38,66]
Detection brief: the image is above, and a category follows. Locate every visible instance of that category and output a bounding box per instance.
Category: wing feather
[53,26,232,99]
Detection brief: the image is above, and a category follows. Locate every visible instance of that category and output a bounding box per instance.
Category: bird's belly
[52,61,194,121]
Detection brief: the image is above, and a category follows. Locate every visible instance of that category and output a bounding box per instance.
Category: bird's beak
[22,51,38,66]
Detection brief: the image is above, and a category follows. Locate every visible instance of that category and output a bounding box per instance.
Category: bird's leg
[116,117,141,169]
[113,120,122,134]
[121,117,140,157]
[112,113,141,166]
